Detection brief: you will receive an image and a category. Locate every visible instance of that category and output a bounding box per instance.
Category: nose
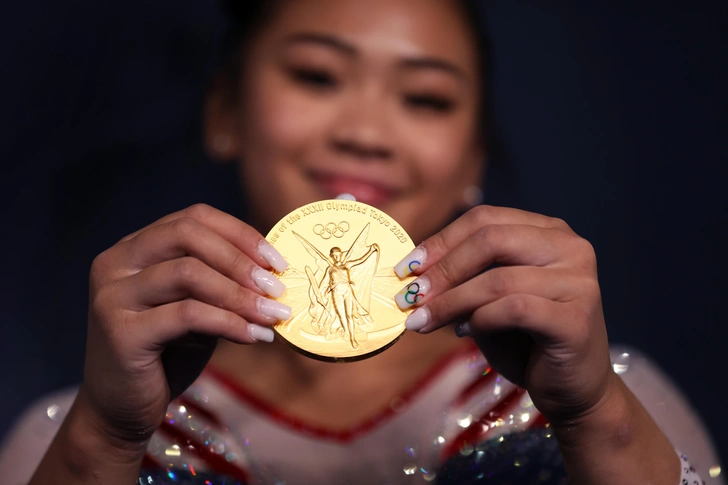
[329,90,394,161]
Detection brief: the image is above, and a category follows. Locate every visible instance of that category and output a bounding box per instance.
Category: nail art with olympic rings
[394,247,427,278]
[395,277,430,310]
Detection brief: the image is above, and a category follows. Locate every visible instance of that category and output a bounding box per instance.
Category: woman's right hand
[81,203,290,445]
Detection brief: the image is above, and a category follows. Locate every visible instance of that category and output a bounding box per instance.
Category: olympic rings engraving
[408,260,421,272]
[402,282,425,305]
[313,221,350,240]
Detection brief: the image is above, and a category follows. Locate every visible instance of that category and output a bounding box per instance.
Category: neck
[210,327,467,430]
[212,327,465,389]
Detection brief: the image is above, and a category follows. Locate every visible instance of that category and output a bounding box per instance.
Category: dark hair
[220,0,494,146]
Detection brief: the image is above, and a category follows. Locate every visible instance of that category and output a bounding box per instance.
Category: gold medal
[265,199,415,362]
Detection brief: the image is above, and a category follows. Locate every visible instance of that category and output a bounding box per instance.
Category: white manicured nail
[248,324,274,343]
[258,240,288,273]
[335,193,357,201]
[394,247,427,278]
[395,277,430,310]
[257,297,292,321]
[405,307,430,332]
[252,267,286,298]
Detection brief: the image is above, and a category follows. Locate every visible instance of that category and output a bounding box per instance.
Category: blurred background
[1,0,726,464]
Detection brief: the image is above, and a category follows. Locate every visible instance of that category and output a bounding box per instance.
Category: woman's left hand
[394,205,615,426]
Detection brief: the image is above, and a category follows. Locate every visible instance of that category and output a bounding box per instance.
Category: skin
[30,0,679,483]
[206,0,484,239]
[206,0,480,428]
[401,206,680,483]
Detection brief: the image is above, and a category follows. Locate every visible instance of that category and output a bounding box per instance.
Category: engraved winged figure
[288,224,380,349]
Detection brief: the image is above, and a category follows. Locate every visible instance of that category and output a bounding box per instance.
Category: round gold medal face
[265,200,415,362]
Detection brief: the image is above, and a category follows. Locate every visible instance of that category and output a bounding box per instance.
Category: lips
[308,170,401,206]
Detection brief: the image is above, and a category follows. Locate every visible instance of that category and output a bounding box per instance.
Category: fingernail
[405,307,430,332]
[257,297,292,321]
[395,277,430,310]
[258,240,288,273]
[454,321,471,338]
[394,247,427,278]
[248,324,275,343]
[252,267,286,298]
[335,193,357,201]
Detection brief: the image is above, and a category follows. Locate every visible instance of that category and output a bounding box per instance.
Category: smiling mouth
[308,170,401,207]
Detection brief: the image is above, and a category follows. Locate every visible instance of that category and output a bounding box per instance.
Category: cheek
[407,117,475,188]
[388,116,478,242]
[240,73,323,163]
[234,70,339,229]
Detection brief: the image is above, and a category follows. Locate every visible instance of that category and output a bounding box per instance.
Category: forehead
[263,0,478,76]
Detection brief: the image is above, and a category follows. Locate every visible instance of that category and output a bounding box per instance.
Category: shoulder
[0,387,78,485]
[610,345,724,485]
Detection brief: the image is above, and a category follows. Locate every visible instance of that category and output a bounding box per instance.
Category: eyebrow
[284,32,466,82]
[284,32,357,56]
[399,58,467,81]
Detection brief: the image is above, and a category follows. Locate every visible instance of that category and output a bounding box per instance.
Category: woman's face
[207,0,483,243]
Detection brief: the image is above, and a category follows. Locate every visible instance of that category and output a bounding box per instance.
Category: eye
[404,94,455,113]
[290,68,338,90]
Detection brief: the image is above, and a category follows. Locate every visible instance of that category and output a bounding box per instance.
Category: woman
[0,0,719,483]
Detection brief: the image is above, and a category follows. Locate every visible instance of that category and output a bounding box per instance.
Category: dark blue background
[1,0,726,464]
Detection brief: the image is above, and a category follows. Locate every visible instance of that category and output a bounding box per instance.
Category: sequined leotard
[0,346,720,484]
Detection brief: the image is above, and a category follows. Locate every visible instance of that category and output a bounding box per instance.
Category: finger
[409,293,575,343]
[403,266,586,332]
[138,299,276,345]
[121,204,287,272]
[120,217,285,297]
[121,257,292,325]
[394,224,576,310]
[469,294,578,343]
[394,205,571,278]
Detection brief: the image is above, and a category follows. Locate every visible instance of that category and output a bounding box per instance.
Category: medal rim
[265,199,414,362]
